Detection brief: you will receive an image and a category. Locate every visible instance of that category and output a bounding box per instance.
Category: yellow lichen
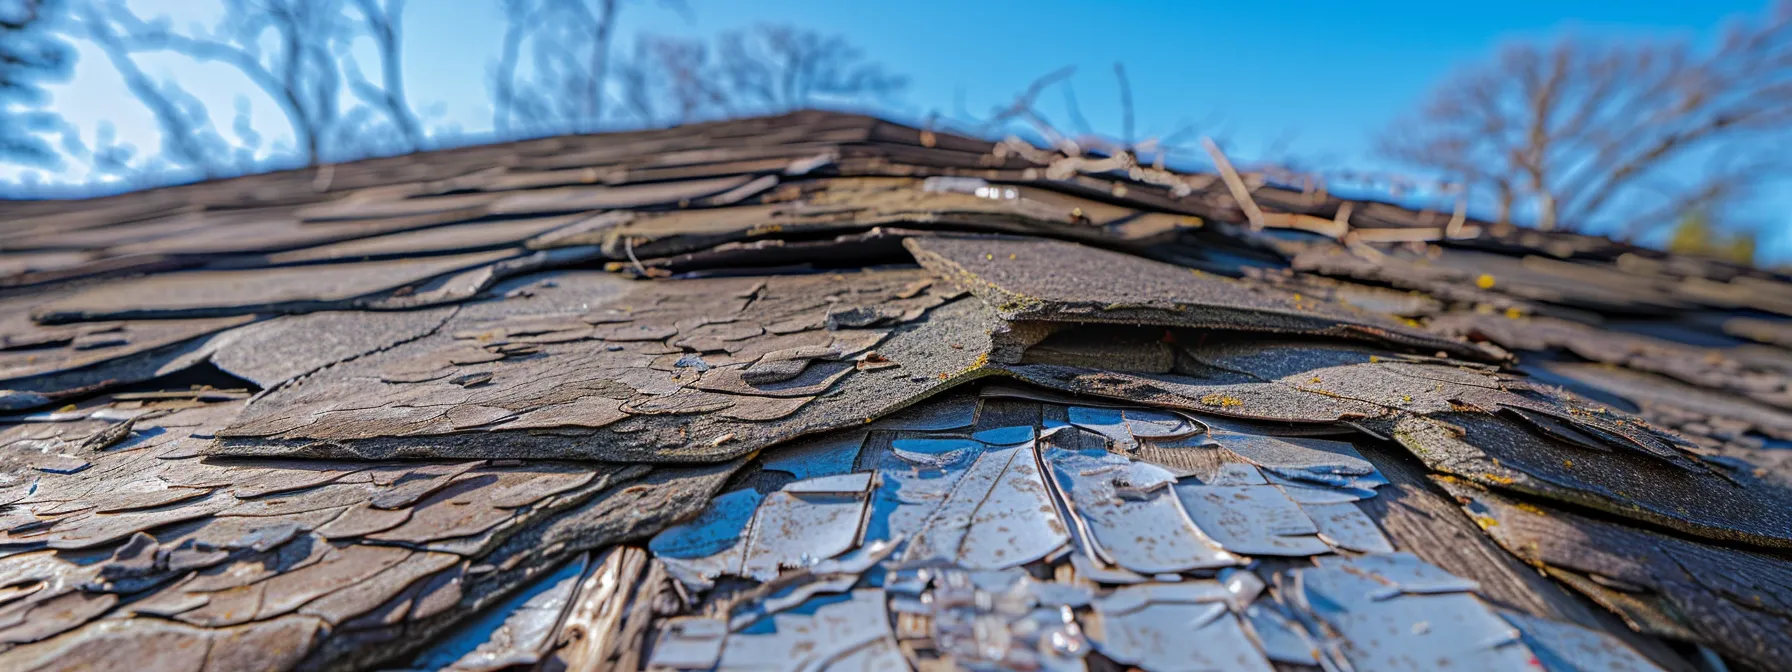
[1200,394,1244,408]
[1475,274,1496,289]
[1504,306,1524,319]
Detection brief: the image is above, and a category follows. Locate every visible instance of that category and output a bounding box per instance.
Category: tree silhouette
[1,0,75,167]
[78,0,422,176]
[493,3,905,134]
[1382,1,1792,236]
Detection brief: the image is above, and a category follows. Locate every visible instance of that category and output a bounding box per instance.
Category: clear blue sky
[404,0,1770,161]
[11,0,1786,252]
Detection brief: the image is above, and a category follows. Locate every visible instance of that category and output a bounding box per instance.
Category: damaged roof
[3,109,1792,671]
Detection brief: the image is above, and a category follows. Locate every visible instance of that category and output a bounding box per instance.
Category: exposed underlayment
[4,110,1792,671]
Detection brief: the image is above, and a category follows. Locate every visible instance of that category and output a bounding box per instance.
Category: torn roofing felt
[4,110,1792,672]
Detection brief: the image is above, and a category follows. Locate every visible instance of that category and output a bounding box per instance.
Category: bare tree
[969,64,1217,171]
[493,5,904,135]
[615,34,729,125]
[492,0,636,136]
[491,0,533,136]
[346,0,421,149]
[710,25,905,113]
[80,5,225,178]
[1382,1,1792,235]
[1,0,75,167]
[77,0,422,175]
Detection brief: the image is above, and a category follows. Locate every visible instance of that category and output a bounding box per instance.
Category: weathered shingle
[2,110,1790,671]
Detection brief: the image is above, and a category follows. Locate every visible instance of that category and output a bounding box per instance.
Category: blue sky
[10,0,1785,252]
[407,0,1769,162]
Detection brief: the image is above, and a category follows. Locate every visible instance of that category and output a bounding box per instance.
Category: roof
[2,109,1791,671]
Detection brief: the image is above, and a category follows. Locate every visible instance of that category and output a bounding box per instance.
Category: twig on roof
[1201,137,1265,229]
[623,235,648,276]
[983,66,1082,156]
[1353,227,1447,243]
[1342,231,1387,263]
[1261,212,1347,238]
[1446,185,1468,238]
[995,137,1058,165]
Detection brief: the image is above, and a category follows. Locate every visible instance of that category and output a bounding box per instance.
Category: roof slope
[3,110,1792,671]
